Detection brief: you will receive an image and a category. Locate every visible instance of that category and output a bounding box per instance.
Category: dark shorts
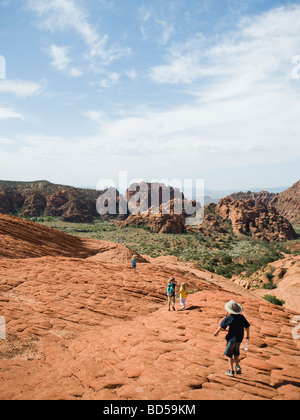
[224,341,241,358]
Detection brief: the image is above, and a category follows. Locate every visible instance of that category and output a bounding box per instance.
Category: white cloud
[99,72,120,88]
[138,5,175,46]
[49,44,71,71]
[125,69,138,80]
[150,37,209,84]
[0,137,16,144]
[159,21,175,46]
[69,67,83,77]
[0,79,47,98]
[2,3,299,187]
[150,5,300,87]
[27,0,130,65]
[49,44,83,77]
[142,4,300,173]
[0,107,23,120]
[77,6,300,174]
[82,110,110,125]
[79,88,300,166]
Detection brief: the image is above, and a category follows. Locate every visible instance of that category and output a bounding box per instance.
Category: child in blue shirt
[166,277,177,311]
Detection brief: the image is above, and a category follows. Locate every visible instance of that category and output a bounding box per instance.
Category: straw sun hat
[225,300,243,315]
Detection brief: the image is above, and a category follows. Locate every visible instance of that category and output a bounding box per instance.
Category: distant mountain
[182,186,289,205]
[1,179,299,226]
[204,195,220,205]
[206,186,288,198]
[0,180,104,222]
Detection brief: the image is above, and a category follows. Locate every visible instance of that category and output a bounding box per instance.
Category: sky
[0,0,300,192]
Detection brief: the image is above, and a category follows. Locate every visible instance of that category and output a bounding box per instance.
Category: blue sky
[0,0,299,191]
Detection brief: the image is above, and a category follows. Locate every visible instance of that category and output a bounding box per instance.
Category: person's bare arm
[214,326,225,336]
[245,327,250,340]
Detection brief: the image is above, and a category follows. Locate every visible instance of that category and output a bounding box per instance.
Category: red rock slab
[0,214,100,259]
[276,384,300,400]
[1,288,299,400]
[0,232,300,400]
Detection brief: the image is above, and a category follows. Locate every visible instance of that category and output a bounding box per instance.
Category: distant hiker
[178,282,188,310]
[166,277,177,311]
[131,255,137,274]
[214,300,250,377]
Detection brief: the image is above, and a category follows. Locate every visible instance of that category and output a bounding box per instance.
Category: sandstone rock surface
[0,215,299,400]
[247,256,300,313]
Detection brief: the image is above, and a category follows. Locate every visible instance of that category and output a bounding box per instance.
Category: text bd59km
[103,403,197,417]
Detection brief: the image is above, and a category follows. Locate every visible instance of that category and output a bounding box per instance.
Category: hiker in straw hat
[214,300,250,377]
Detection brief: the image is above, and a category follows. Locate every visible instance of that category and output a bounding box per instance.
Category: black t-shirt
[220,314,250,343]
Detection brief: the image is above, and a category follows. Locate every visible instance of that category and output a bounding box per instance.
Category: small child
[131,255,137,274]
[214,300,250,377]
[178,282,188,310]
[166,277,177,311]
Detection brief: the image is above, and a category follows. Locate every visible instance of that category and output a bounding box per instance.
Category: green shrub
[202,264,215,273]
[263,295,285,306]
[232,264,245,276]
[279,268,287,278]
[262,282,277,290]
[265,271,274,281]
[220,253,232,265]
[215,265,232,278]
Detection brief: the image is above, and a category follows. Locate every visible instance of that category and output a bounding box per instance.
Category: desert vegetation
[33,217,299,280]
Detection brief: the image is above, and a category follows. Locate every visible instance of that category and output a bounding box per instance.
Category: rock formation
[228,190,277,205]
[125,181,184,213]
[0,179,298,240]
[215,198,296,242]
[0,188,24,214]
[44,190,70,217]
[114,213,187,234]
[116,194,296,240]
[20,192,47,218]
[227,180,300,225]
[270,180,300,225]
